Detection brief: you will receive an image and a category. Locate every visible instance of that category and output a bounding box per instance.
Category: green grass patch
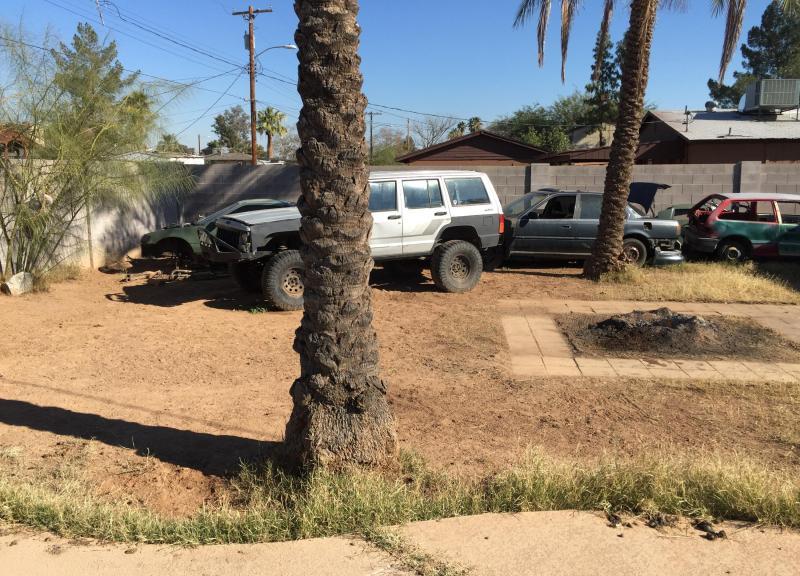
[0,450,797,545]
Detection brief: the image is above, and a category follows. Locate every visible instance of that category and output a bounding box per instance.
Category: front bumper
[198,229,249,263]
[651,249,684,266]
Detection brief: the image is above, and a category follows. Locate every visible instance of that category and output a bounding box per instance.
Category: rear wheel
[622,238,648,267]
[430,240,483,293]
[716,239,750,264]
[262,250,304,311]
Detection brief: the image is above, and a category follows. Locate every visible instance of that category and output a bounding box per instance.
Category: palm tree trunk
[583,0,658,280]
[267,133,273,162]
[284,0,397,469]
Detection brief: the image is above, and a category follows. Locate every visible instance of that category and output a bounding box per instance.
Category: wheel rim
[623,244,642,264]
[282,268,304,297]
[450,255,470,280]
[723,245,742,262]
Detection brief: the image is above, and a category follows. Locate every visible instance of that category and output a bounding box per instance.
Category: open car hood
[628,182,671,213]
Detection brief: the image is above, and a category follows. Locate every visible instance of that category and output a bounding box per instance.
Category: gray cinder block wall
[73,160,800,267]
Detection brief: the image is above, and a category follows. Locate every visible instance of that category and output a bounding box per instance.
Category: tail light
[498,216,505,235]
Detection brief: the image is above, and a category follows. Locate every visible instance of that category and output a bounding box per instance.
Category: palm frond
[593,0,615,82]
[560,0,580,83]
[716,0,747,82]
[515,0,552,67]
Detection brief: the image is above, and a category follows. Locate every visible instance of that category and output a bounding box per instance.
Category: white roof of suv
[369,170,485,180]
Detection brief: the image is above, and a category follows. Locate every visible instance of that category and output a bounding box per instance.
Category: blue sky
[1,0,776,150]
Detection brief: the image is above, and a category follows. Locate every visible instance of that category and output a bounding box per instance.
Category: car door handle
[388,215,401,220]
[560,224,572,229]
[434,211,447,216]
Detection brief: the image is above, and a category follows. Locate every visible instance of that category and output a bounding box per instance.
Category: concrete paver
[501,299,800,381]
[400,511,800,576]
[1,533,407,576]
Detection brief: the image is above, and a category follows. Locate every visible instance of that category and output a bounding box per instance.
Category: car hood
[217,206,301,227]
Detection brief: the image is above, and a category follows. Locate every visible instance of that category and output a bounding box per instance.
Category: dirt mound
[557,308,800,362]
[590,307,717,349]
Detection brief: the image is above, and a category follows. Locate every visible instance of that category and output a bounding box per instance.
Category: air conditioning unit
[739,79,800,114]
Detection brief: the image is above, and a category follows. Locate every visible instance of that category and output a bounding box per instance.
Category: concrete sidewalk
[3,511,799,575]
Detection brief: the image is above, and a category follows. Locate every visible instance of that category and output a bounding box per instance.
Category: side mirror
[520,211,538,224]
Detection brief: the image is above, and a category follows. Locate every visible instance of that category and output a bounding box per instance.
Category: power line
[97,0,243,69]
[0,34,249,102]
[175,71,244,136]
[42,0,235,73]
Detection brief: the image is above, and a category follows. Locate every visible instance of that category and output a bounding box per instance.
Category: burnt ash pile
[589,307,718,353]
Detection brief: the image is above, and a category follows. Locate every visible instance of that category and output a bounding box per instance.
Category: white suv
[200,170,505,310]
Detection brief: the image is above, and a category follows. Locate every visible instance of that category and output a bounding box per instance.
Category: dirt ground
[1,263,799,517]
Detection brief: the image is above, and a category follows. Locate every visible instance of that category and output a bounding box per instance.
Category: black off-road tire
[622,237,648,267]
[715,239,750,264]
[262,250,304,311]
[229,261,262,293]
[430,240,483,293]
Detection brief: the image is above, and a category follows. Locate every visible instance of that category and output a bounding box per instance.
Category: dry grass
[0,449,797,545]
[32,264,83,292]
[599,262,800,303]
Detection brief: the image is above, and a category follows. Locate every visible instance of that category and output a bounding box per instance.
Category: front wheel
[430,240,483,293]
[621,238,648,267]
[716,239,750,264]
[262,250,305,311]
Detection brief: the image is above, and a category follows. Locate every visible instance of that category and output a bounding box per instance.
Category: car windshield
[504,192,549,218]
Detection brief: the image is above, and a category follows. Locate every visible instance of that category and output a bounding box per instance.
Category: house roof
[645,109,800,141]
[396,130,546,163]
[538,140,682,164]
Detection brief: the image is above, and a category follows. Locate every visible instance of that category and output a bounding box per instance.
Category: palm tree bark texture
[284,0,397,469]
[583,0,658,280]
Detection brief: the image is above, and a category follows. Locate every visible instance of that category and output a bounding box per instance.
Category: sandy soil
[1,263,799,516]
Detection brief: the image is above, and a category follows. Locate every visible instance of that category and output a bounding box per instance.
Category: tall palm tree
[515,0,797,279]
[284,0,397,469]
[256,106,288,161]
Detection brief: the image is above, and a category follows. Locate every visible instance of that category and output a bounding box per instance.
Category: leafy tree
[211,105,250,152]
[156,133,194,155]
[370,127,414,165]
[514,0,794,279]
[585,27,620,145]
[489,93,586,152]
[708,2,800,107]
[0,23,189,278]
[448,121,467,139]
[285,0,397,468]
[468,116,483,132]
[256,106,287,161]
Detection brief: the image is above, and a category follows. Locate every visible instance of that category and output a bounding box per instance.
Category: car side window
[444,178,490,206]
[369,181,398,212]
[403,179,444,209]
[776,201,800,225]
[719,201,776,223]
[577,195,602,219]
[541,195,576,219]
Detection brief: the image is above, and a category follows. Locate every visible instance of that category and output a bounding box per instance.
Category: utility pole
[197,134,201,156]
[233,5,273,166]
[368,111,382,164]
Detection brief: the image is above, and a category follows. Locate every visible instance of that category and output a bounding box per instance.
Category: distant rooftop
[647,109,800,141]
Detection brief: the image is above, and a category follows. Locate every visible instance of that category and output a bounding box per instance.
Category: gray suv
[199,170,505,310]
[503,190,684,266]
